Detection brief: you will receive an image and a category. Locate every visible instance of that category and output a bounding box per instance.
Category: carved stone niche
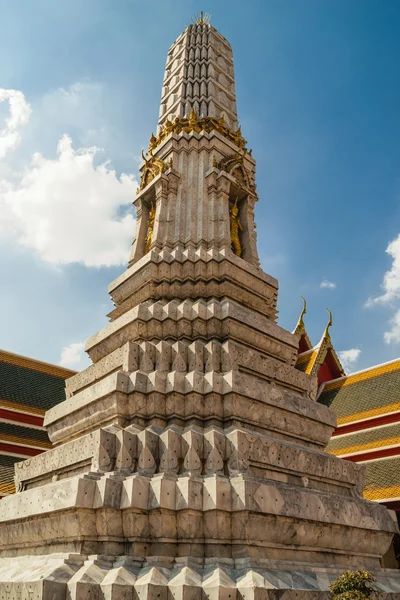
[129,186,156,265]
[228,183,259,266]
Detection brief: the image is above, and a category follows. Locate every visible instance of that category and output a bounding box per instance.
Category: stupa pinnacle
[0,18,398,600]
[158,19,238,130]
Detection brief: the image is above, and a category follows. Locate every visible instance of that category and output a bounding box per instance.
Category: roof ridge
[322,356,400,392]
[296,348,316,359]
[0,348,76,379]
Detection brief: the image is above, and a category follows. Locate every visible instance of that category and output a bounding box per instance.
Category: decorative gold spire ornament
[140,150,168,190]
[191,11,211,25]
[230,197,244,256]
[294,297,307,337]
[148,133,157,154]
[144,203,156,253]
[148,113,247,155]
[323,308,333,341]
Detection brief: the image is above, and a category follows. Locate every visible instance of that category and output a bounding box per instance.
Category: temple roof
[327,421,400,457]
[318,357,400,425]
[0,456,20,496]
[294,305,344,383]
[363,456,400,503]
[0,349,75,496]
[320,357,400,509]
[0,349,74,413]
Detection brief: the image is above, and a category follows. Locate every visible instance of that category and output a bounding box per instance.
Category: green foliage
[330,570,378,600]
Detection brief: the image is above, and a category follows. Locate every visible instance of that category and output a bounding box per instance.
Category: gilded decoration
[294,297,307,337]
[217,150,256,193]
[191,11,211,25]
[293,297,312,350]
[148,109,248,154]
[309,309,345,377]
[230,197,243,257]
[144,203,156,253]
[140,150,168,191]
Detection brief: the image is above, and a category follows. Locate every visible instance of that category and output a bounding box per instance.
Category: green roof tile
[318,368,400,420]
[327,422,400,453]
[0,360,66,411]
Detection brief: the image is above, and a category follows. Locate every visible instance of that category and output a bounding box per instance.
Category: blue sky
[0,0,400,373]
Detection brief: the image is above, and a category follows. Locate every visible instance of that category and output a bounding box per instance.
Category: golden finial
[294,297,307,336]
[212,155,217,167]
[191,11,211,25]
[301,297,307,319]
[323,308,333,339]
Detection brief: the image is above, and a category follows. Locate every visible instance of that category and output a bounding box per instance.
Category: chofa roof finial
[323,308,333,339]
[294,297,307,336]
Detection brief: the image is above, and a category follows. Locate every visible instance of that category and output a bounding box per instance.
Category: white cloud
[338,348,361,373]
[0,132,137,267]
[320,279,337,289]
[365,234,400,343]
[0,89,31,158]
[59,341,90,369]
[366,234,400,307]
[383,309,400,344]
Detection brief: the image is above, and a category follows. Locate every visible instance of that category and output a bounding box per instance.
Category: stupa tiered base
[0,17,399,600]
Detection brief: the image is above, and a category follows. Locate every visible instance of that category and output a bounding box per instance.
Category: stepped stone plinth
[0,16,399,600]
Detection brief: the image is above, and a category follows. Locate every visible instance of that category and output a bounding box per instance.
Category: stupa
[0,14,400,600]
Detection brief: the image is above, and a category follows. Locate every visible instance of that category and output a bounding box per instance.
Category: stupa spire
[158,19,238,131]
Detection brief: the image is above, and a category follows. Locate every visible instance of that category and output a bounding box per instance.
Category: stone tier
[1,557,400,600]
[87,299,292,366]
[108,249,276,323]
[1,446,396,565]
[45,331,330,446]
[16,425,356,493]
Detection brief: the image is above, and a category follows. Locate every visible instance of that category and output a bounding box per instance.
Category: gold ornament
[144,203,156,253]
[191,11,211,25]
[140,150,168,190]
[230,197,243,257]
[148,133,158,154]
[148,113,248,155]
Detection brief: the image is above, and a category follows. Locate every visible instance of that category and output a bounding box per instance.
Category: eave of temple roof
[362,456,400,502]
[295,349,317,374]
[0,455,20,496]
[326,421,400,457]
[0,349,75,412]
[318,357,400,426]
[0,349,75,379]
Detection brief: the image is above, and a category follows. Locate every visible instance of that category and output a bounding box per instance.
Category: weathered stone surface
[0,17,399,600]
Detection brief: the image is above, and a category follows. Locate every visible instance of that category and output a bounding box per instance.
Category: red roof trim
[0,442,43,457]
[0,409,44,428]
[333,411,400,437]
[342,446,400,463]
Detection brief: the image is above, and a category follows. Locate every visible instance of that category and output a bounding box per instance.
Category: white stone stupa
[0,13,399,600]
